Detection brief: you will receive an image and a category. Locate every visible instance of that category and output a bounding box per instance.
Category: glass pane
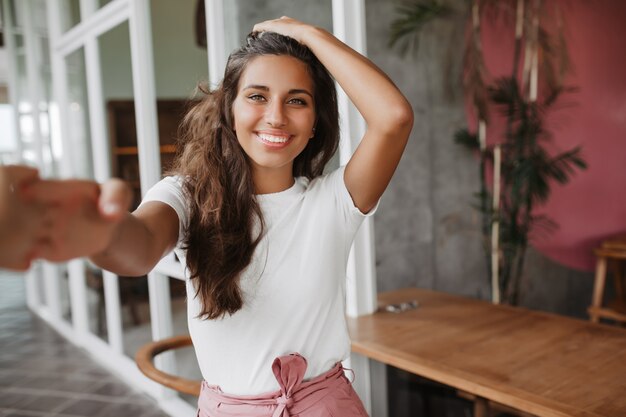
[30,263,47,309]
[65,47,94,179]
[7,0,22,27]
[171,276,201,407]
[99,20,140,204]
[13,33,36,164]
[151,0,208,98]
[38,32,60,177]
[99,0,115,9]
[60,266,72,323]
[1,13,23,162]
[32,0,48,32]
[85,265,108,342]
[0,104,19,160]
[0,270,27,309]
[116,274,185,359]
[99,21,133,102]
[150,0,205,178]
[59,0,81,33]
[120,274,151,358]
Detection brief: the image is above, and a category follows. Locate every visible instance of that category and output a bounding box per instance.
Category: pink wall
[469,1,626,271]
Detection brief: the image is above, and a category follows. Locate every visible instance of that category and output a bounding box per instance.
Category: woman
[8,17,413,416]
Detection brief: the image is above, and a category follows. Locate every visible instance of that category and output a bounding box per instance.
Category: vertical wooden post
[590,255,607,323]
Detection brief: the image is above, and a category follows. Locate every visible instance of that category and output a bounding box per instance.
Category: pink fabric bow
[271,353,307,417]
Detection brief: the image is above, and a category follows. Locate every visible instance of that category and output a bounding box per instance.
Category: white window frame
[331,1,386,415]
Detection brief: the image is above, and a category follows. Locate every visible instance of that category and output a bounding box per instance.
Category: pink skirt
[197,353,369,417]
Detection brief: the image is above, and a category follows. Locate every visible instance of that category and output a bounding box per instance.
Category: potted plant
[390,0,587,304]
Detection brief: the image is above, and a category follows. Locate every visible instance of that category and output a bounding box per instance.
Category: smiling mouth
[255,132,293,147]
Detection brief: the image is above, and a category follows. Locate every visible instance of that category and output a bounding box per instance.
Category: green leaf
[454,128,480,150]
[389,0,452,54]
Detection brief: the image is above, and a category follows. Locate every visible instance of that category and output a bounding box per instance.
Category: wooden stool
[588,234,626,324]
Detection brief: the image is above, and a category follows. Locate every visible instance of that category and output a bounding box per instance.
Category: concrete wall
[363,0,594,317]
[234,0,333,39]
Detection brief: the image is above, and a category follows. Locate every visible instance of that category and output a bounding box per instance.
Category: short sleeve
[331,165,379,217]
[316,166,379,236]
[138,176,188,246]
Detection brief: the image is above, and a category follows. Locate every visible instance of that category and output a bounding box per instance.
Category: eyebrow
[242,85,313,98]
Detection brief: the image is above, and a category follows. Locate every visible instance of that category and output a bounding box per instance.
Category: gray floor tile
[95,401,160,417]
[0,392,33,409]
[90,382,133,398]
[0,273,171,417]
[53,399,111,416]
[6,395,72,414]
[17,376,106,395]
[0,372,29,388]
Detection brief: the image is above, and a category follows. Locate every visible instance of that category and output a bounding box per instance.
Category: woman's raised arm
[253,17,414,213]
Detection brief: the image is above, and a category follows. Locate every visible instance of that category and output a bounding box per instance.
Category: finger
[0,244,38,271]
[23,180,100,204]
[5,165,40,184]
[29,237,53,262]
[98,178,133,220]
[1,166,39,201]
[0,245,34,271]
[252,18,281,33]
[0,258,32,272]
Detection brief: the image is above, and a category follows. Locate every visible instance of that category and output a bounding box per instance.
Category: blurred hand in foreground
[0,165,132,270]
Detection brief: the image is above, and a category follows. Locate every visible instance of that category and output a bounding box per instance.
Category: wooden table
[347,288,626,417]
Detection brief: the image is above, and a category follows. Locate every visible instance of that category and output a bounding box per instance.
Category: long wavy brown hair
[172,32,339,320]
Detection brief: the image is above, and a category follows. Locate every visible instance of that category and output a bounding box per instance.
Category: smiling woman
[2,16,413,417]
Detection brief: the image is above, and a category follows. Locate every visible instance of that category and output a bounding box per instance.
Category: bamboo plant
[391,0,587,305]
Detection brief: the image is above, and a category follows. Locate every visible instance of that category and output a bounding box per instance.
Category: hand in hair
[0,165,132,270]
[252,16,310,43]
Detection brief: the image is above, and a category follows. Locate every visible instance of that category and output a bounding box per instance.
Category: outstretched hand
[0,166,44,270]
[0,166,133,270]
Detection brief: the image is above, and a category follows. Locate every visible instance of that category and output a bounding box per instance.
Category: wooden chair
[588,234,626,324]
[135,335,201,396]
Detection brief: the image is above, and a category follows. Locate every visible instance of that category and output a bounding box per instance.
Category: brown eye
[288,98,307,105]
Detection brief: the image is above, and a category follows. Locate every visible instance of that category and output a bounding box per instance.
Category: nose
[265,100,287,127]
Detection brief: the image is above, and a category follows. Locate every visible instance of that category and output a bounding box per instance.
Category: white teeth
[258,133,290,143]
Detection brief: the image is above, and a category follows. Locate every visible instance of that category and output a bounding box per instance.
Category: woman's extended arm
[22,177,179,276]
[89,200,179,276]
[253,17,414,213]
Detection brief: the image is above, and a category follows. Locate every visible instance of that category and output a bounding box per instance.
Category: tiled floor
[0,272,170,417]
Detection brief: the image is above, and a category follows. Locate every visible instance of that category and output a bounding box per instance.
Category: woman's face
[232,54,316,178]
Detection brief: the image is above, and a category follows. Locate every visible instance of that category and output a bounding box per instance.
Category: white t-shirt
[140,166,376,395]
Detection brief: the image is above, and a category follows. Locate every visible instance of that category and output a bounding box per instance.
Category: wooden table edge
[348,288,610,417]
